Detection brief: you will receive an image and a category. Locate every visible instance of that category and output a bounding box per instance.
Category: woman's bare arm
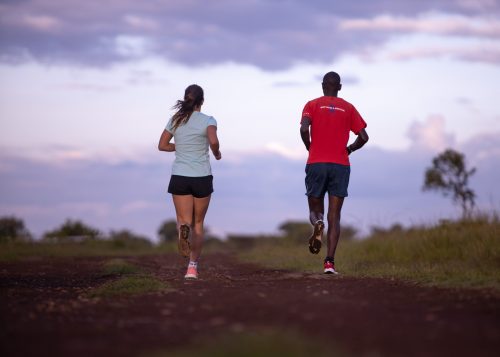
[207,125,221,160]
[158,130,175,152]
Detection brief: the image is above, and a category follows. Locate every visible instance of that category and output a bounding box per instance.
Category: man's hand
[346,128,369,155]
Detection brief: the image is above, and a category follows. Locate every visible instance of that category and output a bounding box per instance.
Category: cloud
[457,0,498,11]
[461,132,500,163]
[387,44,500,63]
[407,115,456,152]
[265,142,307,160]
[21,14,62,31]
[122,15,159,31]
[1,0,499,69]
[339,14,500,38]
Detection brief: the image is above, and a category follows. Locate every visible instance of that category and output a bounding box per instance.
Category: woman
[158,84,221,279]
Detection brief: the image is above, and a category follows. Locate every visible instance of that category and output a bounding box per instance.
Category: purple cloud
[1,0,499,69]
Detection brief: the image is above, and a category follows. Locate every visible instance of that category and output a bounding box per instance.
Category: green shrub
[0,216,32,243]
[43,219,100,242]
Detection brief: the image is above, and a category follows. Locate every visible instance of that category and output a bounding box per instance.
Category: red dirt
[1,253,499,356]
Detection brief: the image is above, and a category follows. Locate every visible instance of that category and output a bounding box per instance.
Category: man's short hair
[322,71,341,86]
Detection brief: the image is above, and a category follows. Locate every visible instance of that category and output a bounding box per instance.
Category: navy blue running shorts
[305,163,350,198]
[168,175,214,198]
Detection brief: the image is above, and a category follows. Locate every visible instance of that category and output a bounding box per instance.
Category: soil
[1,253,499,357]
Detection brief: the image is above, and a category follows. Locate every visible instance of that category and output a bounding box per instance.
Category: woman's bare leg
[172,194,194,226]
[190,195,211,262]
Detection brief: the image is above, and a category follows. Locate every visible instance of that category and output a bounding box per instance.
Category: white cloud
[387,44,500,63]
[22,14,62,31]
[114,36,152,58]
[407,115,456,152]
[461,131,500,162]
[123,15,159,31]
[457,0,498,11]
[340,14,500,38]
[264,142,307,160]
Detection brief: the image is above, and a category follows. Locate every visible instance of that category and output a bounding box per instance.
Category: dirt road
[1,253,499,356]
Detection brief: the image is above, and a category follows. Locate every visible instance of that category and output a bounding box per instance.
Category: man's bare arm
[300,117,311,151]
[347,128,369,155]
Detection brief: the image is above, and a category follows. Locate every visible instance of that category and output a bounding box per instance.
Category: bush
[157,219,178,243]
[0,216,32,243]
[108,230,152,249]
[43,219,100,242]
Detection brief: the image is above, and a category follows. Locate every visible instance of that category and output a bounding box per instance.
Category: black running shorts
[168,175,214,198]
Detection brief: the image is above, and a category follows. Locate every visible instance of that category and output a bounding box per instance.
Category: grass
[101,258,142,275]
[150,328,346,357]
[88,275,168,298]
[239,215,500,290]
[91,258,167,298]
[0,240,177,262]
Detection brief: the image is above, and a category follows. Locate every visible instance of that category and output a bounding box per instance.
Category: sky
[1,0,499,241]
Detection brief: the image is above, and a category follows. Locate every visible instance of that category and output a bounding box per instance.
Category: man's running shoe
[184,265,198,279]
[178,224,191,258]
[324,261,338,275]
[308,220,324,254]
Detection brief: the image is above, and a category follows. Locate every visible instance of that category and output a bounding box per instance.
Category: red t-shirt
[301,96,367,165]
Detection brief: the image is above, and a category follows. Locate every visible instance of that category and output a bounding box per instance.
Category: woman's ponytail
[171,84,204,131]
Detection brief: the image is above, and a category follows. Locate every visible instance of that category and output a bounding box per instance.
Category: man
[300,71,369,274]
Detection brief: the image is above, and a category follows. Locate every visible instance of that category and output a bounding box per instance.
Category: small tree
[278,221,311,243]
[157,219,178,243]
[43,219,100,242]
[423,148,476,218]
[108,229,152,248]
[0,216,32,243]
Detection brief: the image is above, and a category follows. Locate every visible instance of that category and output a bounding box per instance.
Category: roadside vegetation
[101,258,143,275]
[88,275,168,298]
[1,213,499,290]
[87,258,168,298]
[240,214,500,290]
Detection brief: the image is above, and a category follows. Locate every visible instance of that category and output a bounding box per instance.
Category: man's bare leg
[308,196,324,225]
[326,195,344,260]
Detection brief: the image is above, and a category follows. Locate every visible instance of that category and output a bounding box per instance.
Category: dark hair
[322,71,341,90]
[171,84,204,131]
